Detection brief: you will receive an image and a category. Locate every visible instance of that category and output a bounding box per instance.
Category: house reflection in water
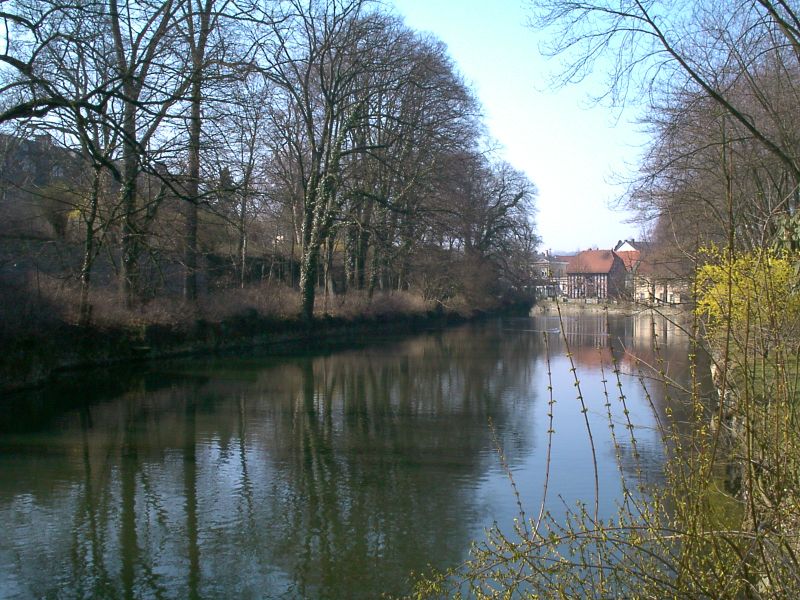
[536,310,691,385]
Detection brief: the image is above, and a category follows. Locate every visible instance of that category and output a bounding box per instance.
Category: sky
[388,0,649,254]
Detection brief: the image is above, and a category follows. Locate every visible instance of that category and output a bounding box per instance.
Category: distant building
[532,240,690,304]
[566,249,626,300]
[613,239,686,305]
[613,239,648,300]
[613,239,649,270]
[531,251,572,298]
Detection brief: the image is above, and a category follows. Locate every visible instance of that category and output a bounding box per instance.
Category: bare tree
[1,1,125,323]
[342,29,481,295]
[108,0,191,307]
[0,1,119,125]
[0,0,540,326]
[410,149,537,306]
[215,75,274,288]
[530,0,800,232]
[257,0,411,320]
[177,0,236,301]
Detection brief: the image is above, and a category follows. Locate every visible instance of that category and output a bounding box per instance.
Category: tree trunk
[356,227,371,289]
[184,196,198,301]
[324,234,336,312]
[368,242,381,299]
[355,199,373,289]
[299,244,321,322]
[238,194,247,288]
[119,100,139,309]
[184,0,211,302]
[344,225,356,290]
[79,166,102,326]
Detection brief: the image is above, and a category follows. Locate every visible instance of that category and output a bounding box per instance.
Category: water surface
[0,313,692,598]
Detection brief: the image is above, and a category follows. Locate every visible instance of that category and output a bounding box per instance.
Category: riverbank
[530,298,690,320]
[1,294,532,394]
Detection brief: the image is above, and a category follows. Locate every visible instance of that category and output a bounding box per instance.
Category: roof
[532,254,574,268]
[567,250,619,274]
[613,239,653,253]
[615,249,640,272]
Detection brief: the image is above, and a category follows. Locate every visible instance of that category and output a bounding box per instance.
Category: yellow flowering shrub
[696,247,800,352]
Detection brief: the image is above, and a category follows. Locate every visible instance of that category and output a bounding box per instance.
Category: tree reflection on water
[0,314,694,599]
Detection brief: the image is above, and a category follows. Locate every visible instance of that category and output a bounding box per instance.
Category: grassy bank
[1,281,532,393]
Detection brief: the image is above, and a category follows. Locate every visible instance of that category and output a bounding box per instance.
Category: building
[531,240,690,305]
[613,239,686,306]
[633,262,686,305]
[566,249,626,300]
[531,252,572,298]
[613,239,649,300]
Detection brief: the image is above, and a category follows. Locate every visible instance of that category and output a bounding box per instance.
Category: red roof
[615,250,640,272]
[567,250,618,274]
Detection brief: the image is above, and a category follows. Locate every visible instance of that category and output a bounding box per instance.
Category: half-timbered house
[566,249,626,300]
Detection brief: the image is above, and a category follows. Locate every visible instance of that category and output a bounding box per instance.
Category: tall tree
[179,0,231,301]
[340,29,480,295]
[258,0,403,320]
[0,1,115,124]
[530,0,800,239]
[2,1,124,323]
[108,0,189,307]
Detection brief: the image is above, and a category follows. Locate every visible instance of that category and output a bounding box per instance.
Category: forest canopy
[0,0,538,327]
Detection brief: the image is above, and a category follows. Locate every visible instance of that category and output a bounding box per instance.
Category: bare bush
[322,290,434,321]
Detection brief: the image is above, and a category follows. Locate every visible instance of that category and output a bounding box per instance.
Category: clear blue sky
[388,0,648,253]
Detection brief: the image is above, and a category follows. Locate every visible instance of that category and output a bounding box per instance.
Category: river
[0,313,694,599]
